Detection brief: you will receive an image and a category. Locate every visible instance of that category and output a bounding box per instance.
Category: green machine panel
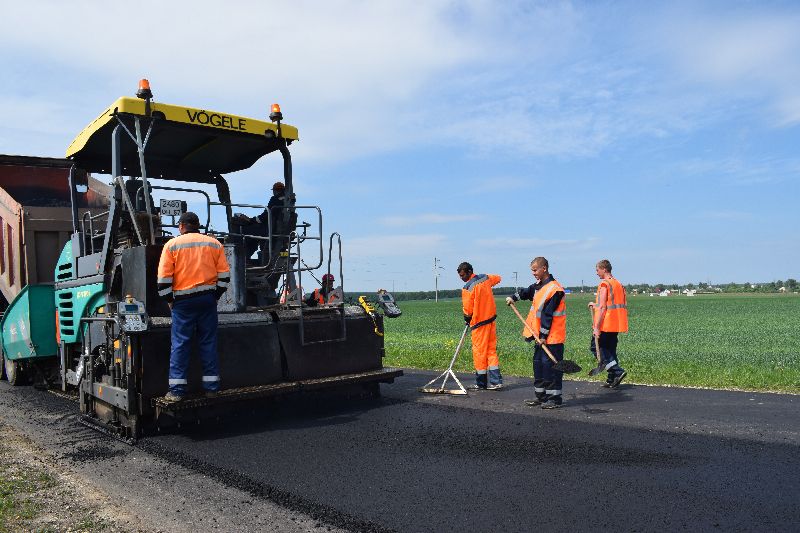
[1,285,58,362]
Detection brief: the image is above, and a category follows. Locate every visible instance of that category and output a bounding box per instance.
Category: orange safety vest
[524,279,566,344]
[157,232,230,299]
[313,288,337,304]
[596,277,628,332]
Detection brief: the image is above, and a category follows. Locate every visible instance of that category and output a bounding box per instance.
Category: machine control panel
[117,297,149,332]
[376,289,402,318]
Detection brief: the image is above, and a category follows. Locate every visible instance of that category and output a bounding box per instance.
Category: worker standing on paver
[506,256,567,408]
[157,212,230,401]
[458,262,503,390]
[589,259,628,388]
[232,181,289,260]
[305,273,341,306]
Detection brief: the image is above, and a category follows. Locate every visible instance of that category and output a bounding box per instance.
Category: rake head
[419,387,468,395]
[553,359,582,374]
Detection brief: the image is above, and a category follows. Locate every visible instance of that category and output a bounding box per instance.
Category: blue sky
[1,1,798,291]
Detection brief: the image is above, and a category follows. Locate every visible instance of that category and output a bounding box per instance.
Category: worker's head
[178,211,200,234]
[322,273,335,286]
[596,259,612,278]
[272,181,285,194]
[530,256,549,282]
[457,262,473,282]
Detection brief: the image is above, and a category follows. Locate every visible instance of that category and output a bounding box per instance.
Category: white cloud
[345,233,447,258]
[654,5,800,126]
[697,210,752,221]
[475,237,600,250]
[379,213,481,227]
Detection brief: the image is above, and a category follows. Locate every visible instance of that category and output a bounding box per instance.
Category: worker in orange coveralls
[458,262,503,390]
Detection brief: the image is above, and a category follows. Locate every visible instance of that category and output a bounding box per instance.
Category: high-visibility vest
[524,279,566,343]
[157,232,230,299]
[313,287,340,304]
[596,278,628,332]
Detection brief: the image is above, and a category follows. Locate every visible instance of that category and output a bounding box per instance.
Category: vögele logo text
[185,110,246,131]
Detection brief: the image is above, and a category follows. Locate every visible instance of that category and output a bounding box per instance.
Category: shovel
[419,325,470,395]
[508,302,581,374]
[588,307,604,376]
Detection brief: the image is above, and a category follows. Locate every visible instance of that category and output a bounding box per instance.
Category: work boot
[486,383,503,390]
[204,390,219,399]
[163,392,185,402]
[468,384,487,391]
[540,399,562,409]
[524,398,544,406]
[610,370,627,389]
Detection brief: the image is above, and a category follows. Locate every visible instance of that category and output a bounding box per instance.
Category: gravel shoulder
[0,383,345,533]
[0,421,137,532]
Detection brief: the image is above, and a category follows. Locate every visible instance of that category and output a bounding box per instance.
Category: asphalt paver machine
[31,81,401,440]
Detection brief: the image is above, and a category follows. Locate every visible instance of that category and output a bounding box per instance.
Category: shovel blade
[553,360,582,374]
[588,365,604,376]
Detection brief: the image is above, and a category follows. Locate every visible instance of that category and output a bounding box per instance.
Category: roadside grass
[0,462,55,532]
[383,293,800,392]
[0,426,112,533]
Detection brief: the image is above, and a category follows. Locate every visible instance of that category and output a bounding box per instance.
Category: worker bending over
[458,262,503,390]
[157,212,230,401]
[589,259,628,388]
[506,256,566,409]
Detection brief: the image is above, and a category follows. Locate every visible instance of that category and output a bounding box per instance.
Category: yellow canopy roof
[66,97,299,181]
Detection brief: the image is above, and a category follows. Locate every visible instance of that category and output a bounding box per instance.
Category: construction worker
[305,273,340,306]
[232,181,289,259]
[589,259,628,388]
[458,262,503,390]
[157,212,230,401]
[506,256,566,408]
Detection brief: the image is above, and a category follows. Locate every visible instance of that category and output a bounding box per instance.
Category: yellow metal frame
[66,97,299,158]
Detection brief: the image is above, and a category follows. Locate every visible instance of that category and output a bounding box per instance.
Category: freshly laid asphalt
[1,370,798,532]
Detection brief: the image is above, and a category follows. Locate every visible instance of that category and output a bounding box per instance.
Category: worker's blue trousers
[168,292,220,395]
[533,343,563,402]
[589,332,624,385]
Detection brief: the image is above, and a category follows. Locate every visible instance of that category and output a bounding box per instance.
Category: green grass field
[383,293,800,393]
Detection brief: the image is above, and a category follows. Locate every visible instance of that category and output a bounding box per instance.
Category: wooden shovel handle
[508,302,559,364]
[590,307,601,364]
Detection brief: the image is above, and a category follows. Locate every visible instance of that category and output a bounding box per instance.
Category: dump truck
[0,155,110,384]
[0,82,401,441]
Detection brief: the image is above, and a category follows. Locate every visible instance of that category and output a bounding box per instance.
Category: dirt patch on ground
[0,422,147,533]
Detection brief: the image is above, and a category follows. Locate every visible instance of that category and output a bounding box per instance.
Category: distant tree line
[345,279,798,302]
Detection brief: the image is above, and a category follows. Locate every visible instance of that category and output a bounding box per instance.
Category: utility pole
[513,271,518,290]
[433,257,444,302]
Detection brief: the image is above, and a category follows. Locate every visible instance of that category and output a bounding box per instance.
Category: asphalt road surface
[1,371,798,532]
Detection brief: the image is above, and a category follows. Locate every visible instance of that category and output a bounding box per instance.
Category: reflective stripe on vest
[463,273,488,291]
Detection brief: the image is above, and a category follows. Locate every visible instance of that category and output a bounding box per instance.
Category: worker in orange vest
[458,262,503,390]
[589,259,628,388]
[305,273,338,306]
[506,256,566,408]
[157,212,230,401]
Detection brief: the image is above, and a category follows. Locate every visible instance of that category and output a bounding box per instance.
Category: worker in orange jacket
[304,273,341,306]
[458,262,503,390]
[589,259,628,388]
[157,212,230,401]
[506,256,567,408]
